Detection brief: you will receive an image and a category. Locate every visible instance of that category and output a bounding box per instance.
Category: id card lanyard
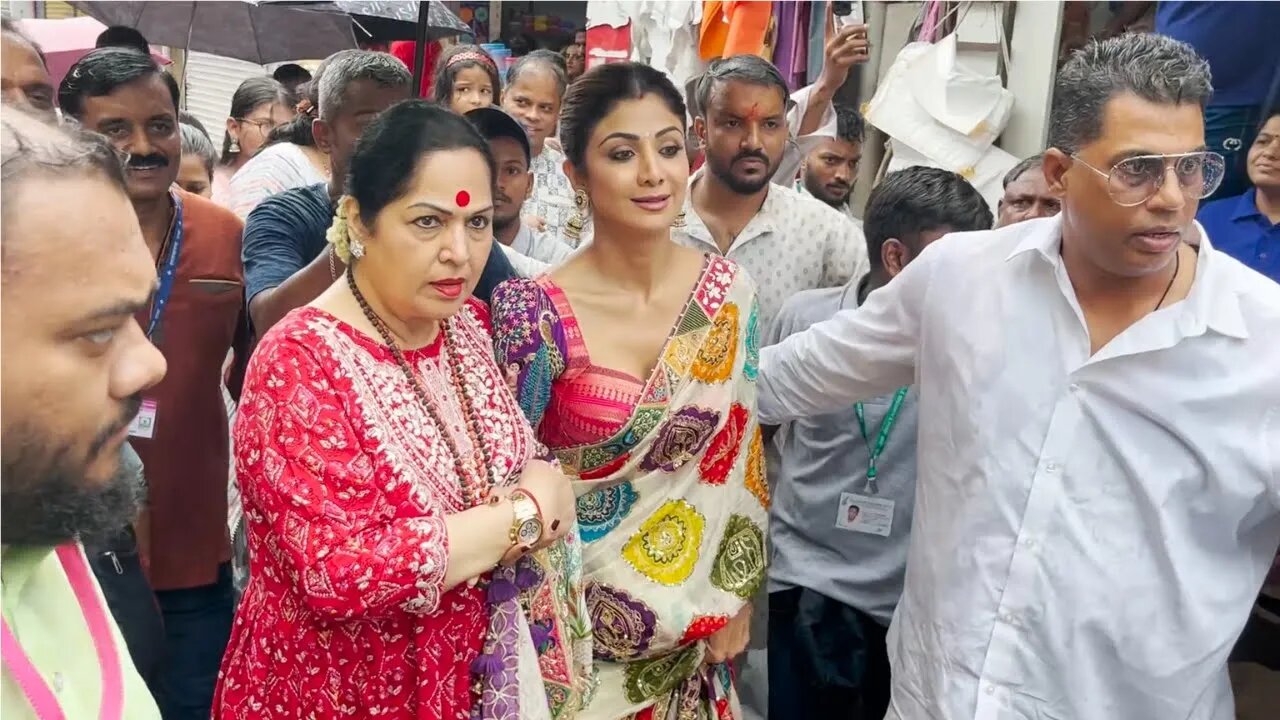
[853,387,908,495]
[0,544,125,720]
[146,190,184,343]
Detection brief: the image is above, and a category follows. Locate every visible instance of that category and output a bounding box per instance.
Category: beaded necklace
[347,268,494,506]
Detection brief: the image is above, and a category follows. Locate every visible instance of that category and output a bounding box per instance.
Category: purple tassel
[470,652,504,675]
[514,564,541,590]
[487,577,518,603]
[530,621,553,651]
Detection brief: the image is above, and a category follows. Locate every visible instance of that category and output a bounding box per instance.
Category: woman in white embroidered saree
[492,63,768,720]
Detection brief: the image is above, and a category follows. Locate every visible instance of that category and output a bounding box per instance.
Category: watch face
[517,517,543,546]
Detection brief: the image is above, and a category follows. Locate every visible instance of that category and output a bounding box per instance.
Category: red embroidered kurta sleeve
[236,332,451,621]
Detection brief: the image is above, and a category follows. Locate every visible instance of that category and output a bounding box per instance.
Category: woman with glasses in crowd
[215,100,592,720]
[492,63,767,719]
[212,76,294,204]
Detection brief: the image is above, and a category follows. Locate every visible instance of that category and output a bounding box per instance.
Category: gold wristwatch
[508,489,544,547]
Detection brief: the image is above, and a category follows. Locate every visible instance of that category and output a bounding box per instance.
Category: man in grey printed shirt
[765,167,991,720]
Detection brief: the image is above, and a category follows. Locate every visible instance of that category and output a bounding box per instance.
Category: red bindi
[455,190,471,207]
[746,103,760,121]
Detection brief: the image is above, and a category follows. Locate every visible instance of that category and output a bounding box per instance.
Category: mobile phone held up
[833,1,865,29]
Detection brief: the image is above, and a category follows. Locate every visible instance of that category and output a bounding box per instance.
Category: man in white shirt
[681,54,869,336]
[757,33,1280,720]
[503,51,576,242]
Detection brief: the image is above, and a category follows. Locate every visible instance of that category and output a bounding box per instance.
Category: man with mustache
[2,107,166,718]
[682,54,869,336]
[60,47,247,720]
[797,104,865,224]
[997,154,1062,228]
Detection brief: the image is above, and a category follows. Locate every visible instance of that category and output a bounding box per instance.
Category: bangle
[508,488,543,521]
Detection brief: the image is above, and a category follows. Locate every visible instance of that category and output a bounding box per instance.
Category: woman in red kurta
[214,101,592,720]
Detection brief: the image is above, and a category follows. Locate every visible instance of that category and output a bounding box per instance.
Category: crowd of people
[1,5,1278,720]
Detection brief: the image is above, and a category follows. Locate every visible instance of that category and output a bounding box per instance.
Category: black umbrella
[69,1,359,65]
[282,1,471,93]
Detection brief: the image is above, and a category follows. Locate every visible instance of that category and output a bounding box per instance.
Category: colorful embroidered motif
[622,499,705,586]
[586,583,658,661]
[743,298,760,382]
[699,404,749,486]
[578,452,631,482]
[639,406,720,473]
[577,482,639,543]
[679,615,730,645]
[709,514,766,600]
[695,255,735,319]
[744,428,769,508]
[663,331,702,376]
[622,644,702,704]
[691,302,739,384]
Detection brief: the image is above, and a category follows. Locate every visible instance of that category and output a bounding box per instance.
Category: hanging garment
[772,0,809,89]
[807,0,828,84]
[700,0,775,60]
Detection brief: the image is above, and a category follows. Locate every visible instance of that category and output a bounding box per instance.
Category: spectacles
[1071,151,1225,207]
[237,117,281,134]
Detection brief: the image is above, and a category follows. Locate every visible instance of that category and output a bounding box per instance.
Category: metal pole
[411,0,430,97]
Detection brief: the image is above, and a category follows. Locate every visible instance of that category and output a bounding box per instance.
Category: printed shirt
[675,175,869,336]
[756,215,1280,720]
[527,144,578,242]
[2,545,161,720]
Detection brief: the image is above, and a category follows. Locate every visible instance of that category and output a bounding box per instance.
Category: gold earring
[566,189,589,242]
[672,211,687,229]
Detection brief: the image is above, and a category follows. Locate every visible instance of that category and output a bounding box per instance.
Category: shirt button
[52,672,65,693]
[1069,383,1080,393]
[986,684,996,695]
[1045,461,1061,474]
[1022,538,1037,549]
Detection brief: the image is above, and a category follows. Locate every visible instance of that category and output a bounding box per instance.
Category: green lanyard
[853,387,908,495]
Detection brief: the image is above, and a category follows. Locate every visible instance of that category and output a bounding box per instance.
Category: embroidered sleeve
[490,278,570,430]
[235,332,450,620]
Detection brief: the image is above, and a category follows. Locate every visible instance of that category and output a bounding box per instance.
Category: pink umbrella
[16,16,172,90]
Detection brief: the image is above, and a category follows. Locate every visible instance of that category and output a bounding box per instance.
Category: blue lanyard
[147,190,184,341]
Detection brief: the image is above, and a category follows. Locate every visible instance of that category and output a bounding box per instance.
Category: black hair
[94,25,150,55]
[221,76,291,165]
[264,53,343,149]
[863,167,993,270]
[58,47,180,121]
[272,63,313,90]
[346,100,495,227]
[432,45,501,109]
[1,18,46,67]
[1002,154,1045,189]
[694,54,789,119]
[560,62,687,172]
[507,49,569,98]
[835,104,866,145]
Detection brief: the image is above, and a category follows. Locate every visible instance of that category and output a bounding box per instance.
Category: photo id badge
[836,492,894,537]
[127,399,158,439]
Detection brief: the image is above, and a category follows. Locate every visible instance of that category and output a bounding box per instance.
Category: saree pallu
[492,256,769,720]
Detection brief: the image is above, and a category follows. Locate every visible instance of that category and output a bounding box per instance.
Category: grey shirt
[765,276,918,625]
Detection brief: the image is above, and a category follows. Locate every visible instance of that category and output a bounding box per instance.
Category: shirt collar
[683,169,783,249]
[1231,188,1264,222]
[1,545,57,607]
[1004,214,1249,340]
